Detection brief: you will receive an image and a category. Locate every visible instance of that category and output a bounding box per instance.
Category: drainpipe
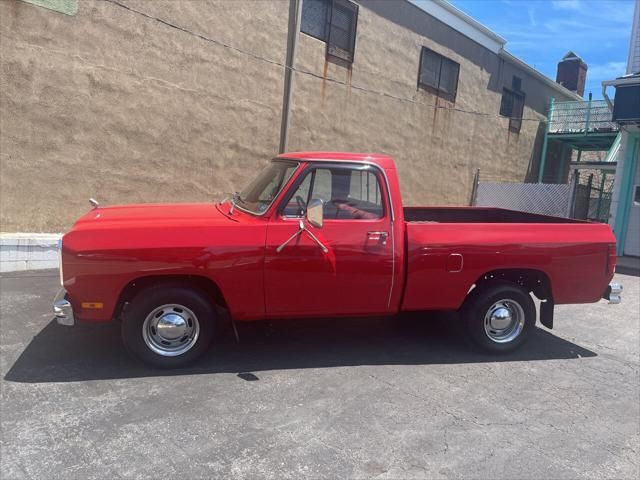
[279,0,302,154]
[595,172,607,222]
[538,97,554,183]
[469,168,480,206]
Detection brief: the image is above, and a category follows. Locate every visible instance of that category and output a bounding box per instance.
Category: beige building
[0,0,579,233]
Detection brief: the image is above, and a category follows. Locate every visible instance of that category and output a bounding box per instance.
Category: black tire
[460,281,535,354]
[121,285,216,368]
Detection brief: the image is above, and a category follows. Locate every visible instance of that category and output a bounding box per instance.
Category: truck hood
[72,202,231,229]
[64,201,246,252]
[62,201,263,270]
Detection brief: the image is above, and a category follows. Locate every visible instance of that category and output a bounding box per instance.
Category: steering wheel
[295,195,307,215]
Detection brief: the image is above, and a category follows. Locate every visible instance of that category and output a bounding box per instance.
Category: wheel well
[472,269,552,301]
[114,275,228,319]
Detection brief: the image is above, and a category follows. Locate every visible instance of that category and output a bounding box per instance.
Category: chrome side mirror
[306,198,324,228]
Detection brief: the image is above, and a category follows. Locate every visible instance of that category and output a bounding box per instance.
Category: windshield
[235,160,299,215]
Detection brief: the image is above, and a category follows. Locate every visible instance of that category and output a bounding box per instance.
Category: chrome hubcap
[142,304,200,357]
[484,299,525,343]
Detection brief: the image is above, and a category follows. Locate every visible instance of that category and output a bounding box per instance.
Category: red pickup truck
[54,152,622,367]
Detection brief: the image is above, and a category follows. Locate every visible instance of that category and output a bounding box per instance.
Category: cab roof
[277,151,396,169]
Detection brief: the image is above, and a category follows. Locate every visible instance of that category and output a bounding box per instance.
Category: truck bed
[401,208,615,312]
[404,206,585,224]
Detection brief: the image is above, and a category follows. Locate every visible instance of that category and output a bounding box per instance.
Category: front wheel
[122,285,215,368]
[461,281,536,354]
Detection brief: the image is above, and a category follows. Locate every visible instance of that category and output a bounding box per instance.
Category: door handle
[367,231,389,245]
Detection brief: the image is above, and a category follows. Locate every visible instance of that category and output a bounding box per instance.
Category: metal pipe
[568,170,579,218]
[584,92,592,135]
[279,0,302,154]
[601,84,614,111]
[557,144,567,183]
[538,98,554,183]
[595,172,607,222]
[469,168,480,206]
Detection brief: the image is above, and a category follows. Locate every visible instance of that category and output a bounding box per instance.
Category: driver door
[264,164,394,317]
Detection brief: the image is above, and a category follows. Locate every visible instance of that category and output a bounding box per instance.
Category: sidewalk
[0,233,62,272]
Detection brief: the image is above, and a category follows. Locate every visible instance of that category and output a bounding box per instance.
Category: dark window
[301,0,330,41]
[500,86,525,133]
[418,47,460,102]
[512,76,522,91]
[499,90,513,117]
[327,0,358,63]
[634,185,640,205]
[282,167,384,220]
[301,0,358,63]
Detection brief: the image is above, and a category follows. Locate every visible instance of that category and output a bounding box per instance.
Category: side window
[281,167,384,220]
[313,169,332,203]
[349,170,381,205]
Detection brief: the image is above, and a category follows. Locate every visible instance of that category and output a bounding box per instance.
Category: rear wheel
[122,285,215,368]
[461,281,535,353]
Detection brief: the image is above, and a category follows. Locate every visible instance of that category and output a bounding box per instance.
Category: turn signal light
[81,302,104,310]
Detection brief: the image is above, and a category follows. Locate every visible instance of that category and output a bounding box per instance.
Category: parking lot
[1,270,638,479]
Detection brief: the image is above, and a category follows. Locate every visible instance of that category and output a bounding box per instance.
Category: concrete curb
[0,233,62,273]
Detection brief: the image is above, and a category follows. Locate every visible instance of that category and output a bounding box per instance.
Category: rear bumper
[53,288,75,326]
[603,282,623,304]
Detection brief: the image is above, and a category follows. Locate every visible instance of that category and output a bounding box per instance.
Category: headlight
[58,238,64,286]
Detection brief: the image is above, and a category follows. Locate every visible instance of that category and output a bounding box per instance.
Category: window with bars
[301,0,358,63]
[500,76,526,133]
[418,47,460,102]
[301,0,330,41]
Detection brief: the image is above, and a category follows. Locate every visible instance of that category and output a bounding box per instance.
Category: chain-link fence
[471,170,613,222]
[571,170,614,223]
[474,181,574,218]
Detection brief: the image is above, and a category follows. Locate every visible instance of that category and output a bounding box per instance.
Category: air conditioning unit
[612,82,640,125]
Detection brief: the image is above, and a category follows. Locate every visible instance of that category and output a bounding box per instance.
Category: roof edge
[409,0,506,54]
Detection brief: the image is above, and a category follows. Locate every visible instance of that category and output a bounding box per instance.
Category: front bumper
[53,288,75,326]
[603,282,623,304]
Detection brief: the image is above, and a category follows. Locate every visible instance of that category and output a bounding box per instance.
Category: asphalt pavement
[1,270,638,479]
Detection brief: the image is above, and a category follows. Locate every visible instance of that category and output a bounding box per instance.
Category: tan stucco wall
[0,0,574,232]
[1,0,289,231]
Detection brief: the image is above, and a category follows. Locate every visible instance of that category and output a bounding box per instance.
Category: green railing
[548,99,618,135]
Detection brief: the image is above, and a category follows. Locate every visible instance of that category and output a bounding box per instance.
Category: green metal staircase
[538,97,619,183]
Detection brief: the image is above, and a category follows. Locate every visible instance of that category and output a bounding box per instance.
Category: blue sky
[443,0,635,98]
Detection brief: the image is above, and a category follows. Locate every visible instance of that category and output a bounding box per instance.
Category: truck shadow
[4,312,596,383]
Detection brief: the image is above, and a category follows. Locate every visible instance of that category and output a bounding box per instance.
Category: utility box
[612,82,640,125]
